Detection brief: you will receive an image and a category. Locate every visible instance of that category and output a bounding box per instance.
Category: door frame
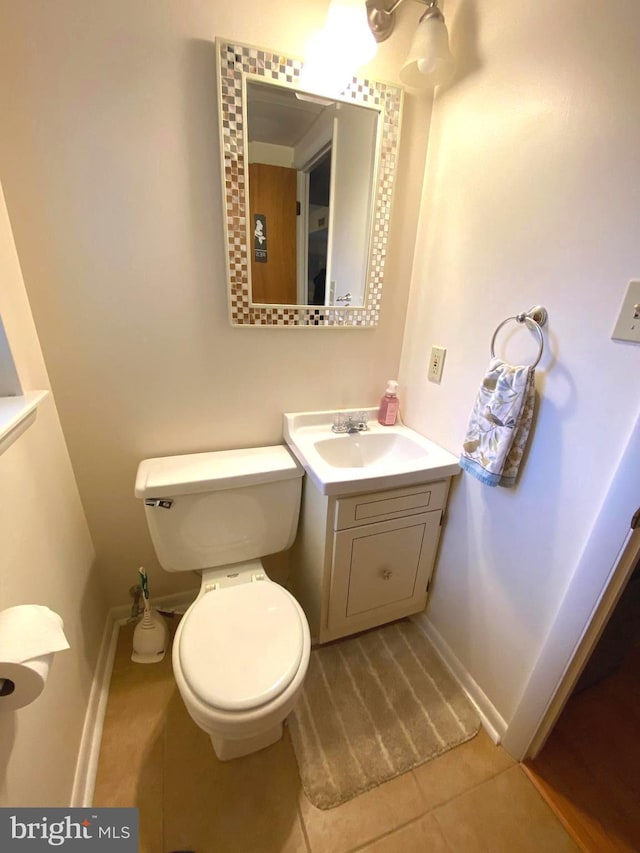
[296,171,309,304]
[502,407,640,760]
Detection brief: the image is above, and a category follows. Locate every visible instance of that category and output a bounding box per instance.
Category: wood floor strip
[524,643,640,853]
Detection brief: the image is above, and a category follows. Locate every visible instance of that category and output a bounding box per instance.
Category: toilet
[134,445,310,760]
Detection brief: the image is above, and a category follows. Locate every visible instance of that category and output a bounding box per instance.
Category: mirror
[247,80,378,308]
[216,39,403,327]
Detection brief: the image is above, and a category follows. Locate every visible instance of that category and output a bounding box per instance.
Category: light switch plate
[428,346,446,382]
[612,281,640,344]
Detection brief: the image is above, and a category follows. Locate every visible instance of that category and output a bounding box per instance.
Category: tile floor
[93,618,580,853]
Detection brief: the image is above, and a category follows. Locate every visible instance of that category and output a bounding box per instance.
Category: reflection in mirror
[217,39,403,327]
[246,80,379,308]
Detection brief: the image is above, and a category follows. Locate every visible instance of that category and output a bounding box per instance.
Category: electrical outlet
[428,346,446,382]
[612,281,640,344]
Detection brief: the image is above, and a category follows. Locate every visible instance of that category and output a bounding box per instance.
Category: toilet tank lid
[135,445,303,498]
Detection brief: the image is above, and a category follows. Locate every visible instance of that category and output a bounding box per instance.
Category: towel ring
[490,305,547,369]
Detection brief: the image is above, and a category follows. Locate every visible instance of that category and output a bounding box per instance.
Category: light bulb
[301,0,377,97]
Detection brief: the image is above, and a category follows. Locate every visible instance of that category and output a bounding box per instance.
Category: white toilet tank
[135,445,303,572]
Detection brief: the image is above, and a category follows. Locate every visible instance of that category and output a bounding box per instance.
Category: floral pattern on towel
[460,358,535,487]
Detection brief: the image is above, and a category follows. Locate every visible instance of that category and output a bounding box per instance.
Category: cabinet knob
[381,569,393,580]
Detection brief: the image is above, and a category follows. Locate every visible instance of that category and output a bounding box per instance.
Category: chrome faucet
[331,412,369,434]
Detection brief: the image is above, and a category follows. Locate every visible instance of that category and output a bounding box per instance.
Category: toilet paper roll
[0,654,53,711]
[0,605,70,711]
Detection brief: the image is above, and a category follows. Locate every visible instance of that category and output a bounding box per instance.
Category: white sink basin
[283,408,460,495]
[313,431,431,468]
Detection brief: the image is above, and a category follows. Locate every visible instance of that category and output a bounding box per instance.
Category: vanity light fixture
[367,0,455,89]
[302,0,454,94]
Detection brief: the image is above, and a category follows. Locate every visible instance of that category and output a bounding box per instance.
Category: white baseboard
[70,610,120,807]
[70,588,197,807]
[413,614,507,745]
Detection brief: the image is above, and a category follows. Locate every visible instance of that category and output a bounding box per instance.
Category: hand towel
[459,358,535,487]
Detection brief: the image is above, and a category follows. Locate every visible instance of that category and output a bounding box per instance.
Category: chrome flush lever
[144,498,173,509]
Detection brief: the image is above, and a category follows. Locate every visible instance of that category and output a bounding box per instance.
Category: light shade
[399,11,454,89]
[300,0,377,97]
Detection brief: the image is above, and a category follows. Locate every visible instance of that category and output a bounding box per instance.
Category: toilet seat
[179,583,305,713]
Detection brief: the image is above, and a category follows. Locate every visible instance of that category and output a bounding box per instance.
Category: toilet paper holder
[0,678,15,697]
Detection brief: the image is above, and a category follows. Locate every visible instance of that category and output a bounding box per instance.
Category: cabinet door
[328,511,441,635]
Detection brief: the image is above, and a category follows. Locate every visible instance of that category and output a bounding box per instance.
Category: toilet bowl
[135,445,310,760]
[173,561,310,760]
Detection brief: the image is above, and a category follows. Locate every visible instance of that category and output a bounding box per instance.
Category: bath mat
[288,618,480,809]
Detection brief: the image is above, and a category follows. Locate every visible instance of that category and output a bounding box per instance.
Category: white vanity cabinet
[291,477,451,644]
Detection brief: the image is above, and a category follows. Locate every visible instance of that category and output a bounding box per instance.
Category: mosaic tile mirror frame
[216,38,404,328]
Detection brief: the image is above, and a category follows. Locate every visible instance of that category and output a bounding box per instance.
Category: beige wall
[399,0,640,725]
[0,0,431,605]
[0,182,108,805]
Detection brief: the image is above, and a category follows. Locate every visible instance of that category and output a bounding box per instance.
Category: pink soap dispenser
[378,380,400,426]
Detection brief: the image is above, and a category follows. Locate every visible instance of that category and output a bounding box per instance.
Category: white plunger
[131,566,169,664]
